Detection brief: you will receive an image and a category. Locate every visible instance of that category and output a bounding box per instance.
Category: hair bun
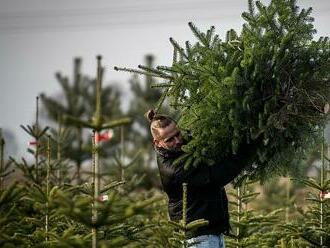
[145,109,155,122]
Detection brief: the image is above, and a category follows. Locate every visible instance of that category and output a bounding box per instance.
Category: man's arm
[172,143,255,188]
[157,143,255,194]
[172,156,246,188]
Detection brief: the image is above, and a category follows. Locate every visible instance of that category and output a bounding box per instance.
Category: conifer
[10,97,50,184]
[0,134,23,247]
[281,128,330,247]
[116,0,330,180]
[41,57,126,183]
[226,177,282,247]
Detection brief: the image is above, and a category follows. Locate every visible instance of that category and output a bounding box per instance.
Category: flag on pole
[320,191,330,199]
[97,195,109,202]
[95,130,114,142]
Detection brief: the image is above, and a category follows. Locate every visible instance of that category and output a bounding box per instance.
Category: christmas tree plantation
[116,0,330,179]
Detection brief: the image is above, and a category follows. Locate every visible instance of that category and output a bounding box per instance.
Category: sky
[0,0,329,157]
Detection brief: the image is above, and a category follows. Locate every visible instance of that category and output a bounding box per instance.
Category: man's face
[154,122,183,151]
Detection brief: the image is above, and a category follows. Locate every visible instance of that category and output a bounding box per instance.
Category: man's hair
[144,109,175,138]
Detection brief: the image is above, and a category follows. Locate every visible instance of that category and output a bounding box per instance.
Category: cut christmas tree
[116,0,330,180]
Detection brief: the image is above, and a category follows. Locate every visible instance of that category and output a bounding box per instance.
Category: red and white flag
[28,141,38,146]
[97,195,109,202]
[320,191,330,199]
[95,130,114,142]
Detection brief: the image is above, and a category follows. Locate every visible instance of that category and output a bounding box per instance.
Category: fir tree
[41,57,124,183]
[0,132,23,247]
[0,129,14,189]
[10,97,50,184]
[281,128,330,247]
[226,177,282,247]
[116,0,330,181]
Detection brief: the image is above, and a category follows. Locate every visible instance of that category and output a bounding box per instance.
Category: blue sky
[0,0,329,157]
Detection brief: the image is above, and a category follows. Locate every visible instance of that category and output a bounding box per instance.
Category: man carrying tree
[145,109,252,248]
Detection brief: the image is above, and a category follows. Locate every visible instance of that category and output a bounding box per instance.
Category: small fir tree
[226,177,282,247]
[281,127,330,247]
[41,57,124,183]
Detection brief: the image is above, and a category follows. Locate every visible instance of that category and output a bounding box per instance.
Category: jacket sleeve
[157,156,211,194]
[208,142,256,187]
[157,144,255,192]
[172,155,247,188]
[167,144,255,189]
[208,155,247,187]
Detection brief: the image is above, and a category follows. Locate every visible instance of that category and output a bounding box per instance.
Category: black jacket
[156,147,249,238]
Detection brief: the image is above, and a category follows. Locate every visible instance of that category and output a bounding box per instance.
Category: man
[145,109,251,248]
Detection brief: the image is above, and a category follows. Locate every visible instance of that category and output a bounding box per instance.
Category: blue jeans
[187,234,225,248]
